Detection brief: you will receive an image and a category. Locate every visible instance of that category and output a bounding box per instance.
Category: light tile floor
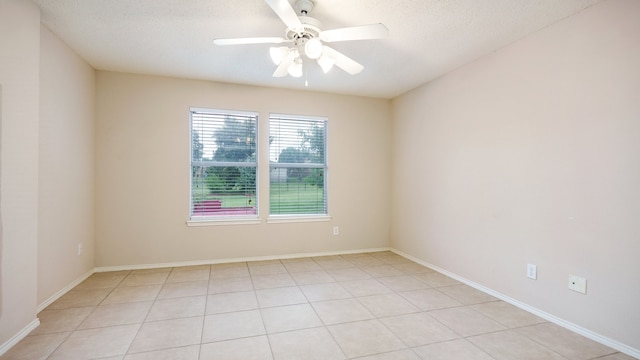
[2,251,637,360]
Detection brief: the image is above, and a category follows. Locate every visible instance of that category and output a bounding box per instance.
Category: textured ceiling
[33,0,602,99]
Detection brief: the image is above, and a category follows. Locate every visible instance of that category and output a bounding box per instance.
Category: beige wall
[95,72,391,267]
[391,0,640,352]
[0,0,40,349]
[38,25,95,305]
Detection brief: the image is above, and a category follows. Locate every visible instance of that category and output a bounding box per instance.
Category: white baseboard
[2,248,392,356]
[37,269,94,312]
[390,248,640,359]
[94,247,392,273]
[0,318,40,357]
[7,247,638,358]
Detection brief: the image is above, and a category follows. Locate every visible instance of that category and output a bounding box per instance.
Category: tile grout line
[16,251,630,360]
[121,268,169,358]
[42,270,132,360]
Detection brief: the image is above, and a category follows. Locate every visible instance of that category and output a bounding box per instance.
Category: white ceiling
[33,0,602,99]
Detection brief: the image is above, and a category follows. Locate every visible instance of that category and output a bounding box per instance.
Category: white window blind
[269,114,327,216]
[190,108,258,219]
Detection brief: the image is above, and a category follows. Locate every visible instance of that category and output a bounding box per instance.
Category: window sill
[186,217,261,227]
[267,215,332,224]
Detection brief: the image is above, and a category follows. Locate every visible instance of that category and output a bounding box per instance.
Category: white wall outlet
[77,243,83,256]
[527,264,537,280]
[333,226,339,236]
[568,275,587,294]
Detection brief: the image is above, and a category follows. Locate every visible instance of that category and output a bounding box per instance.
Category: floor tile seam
[264,325,348,359]
[203,270,213,319]
[165,276,212,285]
[172,264,213,272]
[435,287,503,305]
[208,274,252,282]
[590,353,635,360]
[27,329,75,360]
[249,272,294,282]
[360,306,423,320]
[95,283,124,307]
[424,303,511,336]
[137,283,166,326]
[123,328,202,358]
[306,295,353,330]
[144,299,208,322]
[120,271,171,287]
[512,325,613,360]
[449,298,504,308]
[467,306,550,330]
[393,289,460,311]
[309,299,376,330]
[205,305,263,316]
[198,278,210,360]
[99,297,161,307]
[349,348,422,360]
[207,288,257,297]
[414,335,499,360]
[97,270,131,289]
[25,327,79,338]
[73,317,150,332]
[462,326,571,359]
[115,281,167,289]
[261,331,277,360]
[415,307,476,341]
[407,338,500,360]
[351,290,411,320]
[292,278,338,286]
[120,344,203,359]
[76,322,143,360]
[256,298,309,309]
[373,310,426,351]
[158,290,210,300]
[299,280,351,295]
[411,276,458,288]
[202,328,270,345]
[321,323,352,360]
[122,313,152,356]
[261,318,327,335]
[420,286,467,307]
[319,311,393,328]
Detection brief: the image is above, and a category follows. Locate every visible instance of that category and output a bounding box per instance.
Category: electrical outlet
[77,243,83,256]
[333,226,339,236]
[568,275,587,294]
[527,264,537,280]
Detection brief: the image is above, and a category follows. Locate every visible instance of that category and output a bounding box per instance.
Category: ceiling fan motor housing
[287,16,322,58]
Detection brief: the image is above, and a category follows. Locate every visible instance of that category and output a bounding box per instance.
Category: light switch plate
[527,264,537,280]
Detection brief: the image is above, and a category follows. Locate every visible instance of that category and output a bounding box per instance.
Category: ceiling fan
[213,0,389,78]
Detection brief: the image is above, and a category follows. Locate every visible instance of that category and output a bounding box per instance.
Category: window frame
[187,107,260,226]
[268,113,330,222]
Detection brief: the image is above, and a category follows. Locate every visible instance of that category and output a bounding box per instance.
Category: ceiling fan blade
[213,37,287,45]
[265,0,303,33]
[320,23,389,43]
[272,50,295,77]
[322,46,364,75]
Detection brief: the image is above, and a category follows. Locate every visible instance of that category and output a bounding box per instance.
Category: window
[190,108,257,220]
[269,114,327,216]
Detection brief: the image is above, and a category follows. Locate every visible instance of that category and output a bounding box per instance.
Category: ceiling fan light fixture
[288,58,303,77]
[215,0,388,79]
[270,46,290,65]
[317,53,334,73]
[304,38,323,59]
